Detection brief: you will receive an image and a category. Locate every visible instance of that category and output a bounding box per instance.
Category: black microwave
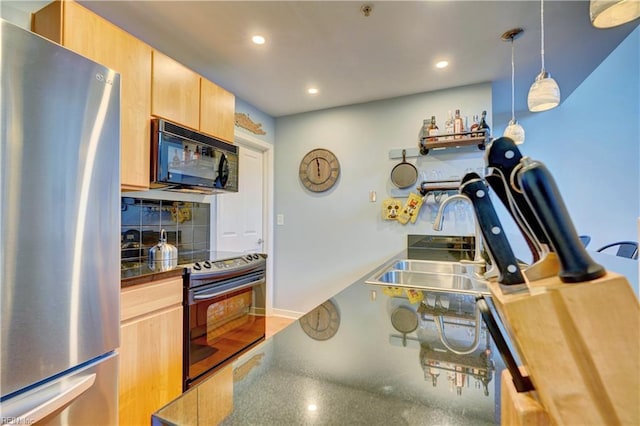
[150,119,238,193]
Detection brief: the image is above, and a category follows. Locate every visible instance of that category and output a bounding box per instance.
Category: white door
[216,144,264,253]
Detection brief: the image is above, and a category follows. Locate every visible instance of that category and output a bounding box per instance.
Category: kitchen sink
[390,259,469,275]
[365,259,490,295]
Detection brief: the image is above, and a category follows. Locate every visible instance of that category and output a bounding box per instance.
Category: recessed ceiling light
[307,404,318,411]
[252,35,265,45]
[435,60,449,69]
[307,88,319,95]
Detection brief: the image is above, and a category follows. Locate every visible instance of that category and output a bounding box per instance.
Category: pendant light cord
[511,37,516,122]
[540,0,545,70]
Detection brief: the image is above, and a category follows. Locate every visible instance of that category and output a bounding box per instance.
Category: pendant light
[590,0,640,28]
[502,28,525,145]
[528,0,560,112]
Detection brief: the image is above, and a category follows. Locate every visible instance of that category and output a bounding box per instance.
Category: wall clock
[299,299,340,341]
[299,148,340,192]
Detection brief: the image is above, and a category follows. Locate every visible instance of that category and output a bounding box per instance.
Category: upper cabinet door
[151,51,200,131]
[200,79,236,143]
[32,0,152,191]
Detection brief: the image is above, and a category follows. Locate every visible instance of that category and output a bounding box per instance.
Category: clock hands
[300,149,340,193]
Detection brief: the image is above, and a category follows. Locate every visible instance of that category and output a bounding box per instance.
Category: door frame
[216,129,274,315]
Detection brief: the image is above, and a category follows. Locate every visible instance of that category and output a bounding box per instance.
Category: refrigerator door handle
[2,374,96,426]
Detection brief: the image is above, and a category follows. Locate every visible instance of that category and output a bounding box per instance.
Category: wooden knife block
[501,368,550,426]
[489,272,639,425]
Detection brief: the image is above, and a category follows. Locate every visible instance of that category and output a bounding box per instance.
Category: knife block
[489,272,640,426]
[501,368,550,426]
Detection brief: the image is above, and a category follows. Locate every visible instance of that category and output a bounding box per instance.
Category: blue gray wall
[273,28,639,314]
[273,84,493,314]
[493,27,639,259]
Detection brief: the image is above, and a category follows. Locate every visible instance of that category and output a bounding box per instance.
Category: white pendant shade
[529,0,561,112]
[504,120,526,145]
[528,70,560,112]
[590,0,640,28]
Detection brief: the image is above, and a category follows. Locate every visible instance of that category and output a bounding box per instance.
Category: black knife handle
[518,160,605,283]
[485,171,541,263]
[486,137,550,246]
[460,174,526,286]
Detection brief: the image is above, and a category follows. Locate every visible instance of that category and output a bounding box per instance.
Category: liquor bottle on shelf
[445,110,454,139]
[477,110,490,138]
[453,109,464,139]
[470,114,479,137]
[194,146,200,160]
[427,116,439,141]
[421,119,430,140]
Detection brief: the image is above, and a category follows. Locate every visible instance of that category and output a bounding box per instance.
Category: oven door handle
[192,280,263,301]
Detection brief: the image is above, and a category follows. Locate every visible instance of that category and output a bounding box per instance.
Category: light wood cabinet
[152,51,236,142]
[119,277,183,426]
[154,364,233,425]
[151,51,201,131]
[200,78,236,143]
[32,0,152,191]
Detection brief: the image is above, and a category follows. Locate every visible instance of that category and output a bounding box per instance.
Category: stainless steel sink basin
[365,259,489,295]
[390,259,469,275]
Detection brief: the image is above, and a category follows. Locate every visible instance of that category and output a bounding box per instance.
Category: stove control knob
[252,254,260,260]
[193,263,202,271]
[203,261,211,269]
[246,255,253,262]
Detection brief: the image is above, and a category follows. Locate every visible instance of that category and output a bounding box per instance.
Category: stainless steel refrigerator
[0,19,120,425]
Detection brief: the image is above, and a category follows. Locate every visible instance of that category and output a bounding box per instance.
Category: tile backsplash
[121,197,210,263]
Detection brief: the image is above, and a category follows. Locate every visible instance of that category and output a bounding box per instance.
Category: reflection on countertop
[153,249,506,425]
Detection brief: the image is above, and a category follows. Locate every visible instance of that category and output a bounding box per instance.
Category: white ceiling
[14,1,639,118]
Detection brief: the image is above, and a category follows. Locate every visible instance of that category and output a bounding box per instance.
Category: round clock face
[299,148,340,192]
[299,299,340,341]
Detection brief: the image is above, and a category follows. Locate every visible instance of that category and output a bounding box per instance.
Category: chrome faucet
[432,194,491,278]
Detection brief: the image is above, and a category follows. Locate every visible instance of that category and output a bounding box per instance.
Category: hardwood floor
[265,315,295,339]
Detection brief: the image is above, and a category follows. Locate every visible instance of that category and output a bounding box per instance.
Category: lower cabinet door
[119,305,183,426]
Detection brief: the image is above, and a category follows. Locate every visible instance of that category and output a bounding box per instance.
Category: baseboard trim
[271,308,304,319]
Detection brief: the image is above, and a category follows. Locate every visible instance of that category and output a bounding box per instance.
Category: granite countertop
[222,285,503,425]
[151,242,638,425]
[153,248,507,425]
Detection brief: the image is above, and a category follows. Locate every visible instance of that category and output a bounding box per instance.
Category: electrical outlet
[276,214,284,225]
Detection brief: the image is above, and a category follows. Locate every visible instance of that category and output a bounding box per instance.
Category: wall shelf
[419,131,489,155]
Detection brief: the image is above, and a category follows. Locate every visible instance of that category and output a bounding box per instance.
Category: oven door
[185,273,265,388]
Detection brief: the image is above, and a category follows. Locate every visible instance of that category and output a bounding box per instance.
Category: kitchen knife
[485,169,541,263]
[517,158,605,283]
[485,137,551,250]
[485,137,564,281]
[460,173,528,294]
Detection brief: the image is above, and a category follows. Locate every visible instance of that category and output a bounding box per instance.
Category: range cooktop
[184,253,267,282]
[121,250,265,280]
